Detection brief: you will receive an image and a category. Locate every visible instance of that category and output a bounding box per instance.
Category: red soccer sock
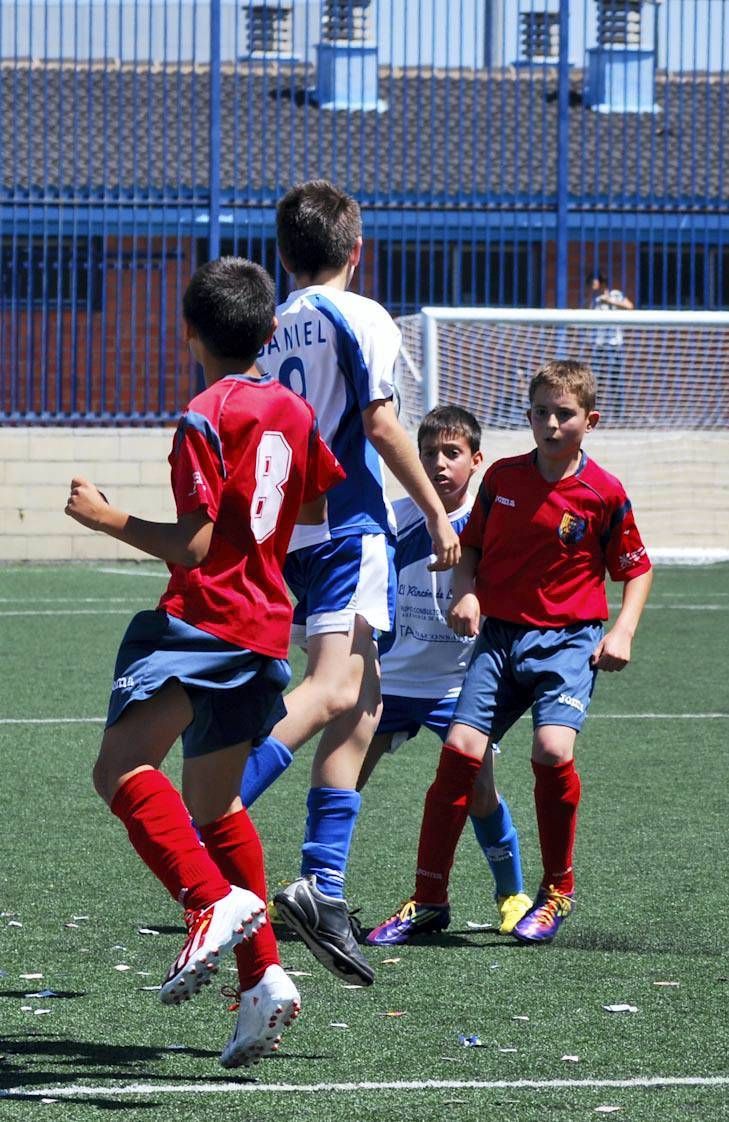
[199,808,279,990]
[414,743,482,906]
[532,758,582,896]
[110,769,231,910]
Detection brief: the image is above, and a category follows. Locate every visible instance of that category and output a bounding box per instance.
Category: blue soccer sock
[300,786,362,899]
[470,798,524,899]
[240,736,294,807]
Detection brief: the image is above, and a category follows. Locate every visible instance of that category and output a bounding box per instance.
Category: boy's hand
[591,626,633,672]
[426,511,461,572]
[65,476,110,531]
[448,592,481,638]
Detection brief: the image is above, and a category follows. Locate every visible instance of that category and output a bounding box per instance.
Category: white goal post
[394,307,729,561]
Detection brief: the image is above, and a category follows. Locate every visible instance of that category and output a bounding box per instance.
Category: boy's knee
[531,725,576,767]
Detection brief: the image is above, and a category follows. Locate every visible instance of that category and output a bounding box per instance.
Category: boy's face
[527,387,599,465]
[418,432,482,512]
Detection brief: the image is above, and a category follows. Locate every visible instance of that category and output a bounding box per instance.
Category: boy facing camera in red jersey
[65,257,344,1065]
[409,360,652,944]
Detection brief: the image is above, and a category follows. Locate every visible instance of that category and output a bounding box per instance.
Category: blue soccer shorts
[375,693,458,750]
[453,618,603,742]
[285,532,396,644]
[106,610,291,758]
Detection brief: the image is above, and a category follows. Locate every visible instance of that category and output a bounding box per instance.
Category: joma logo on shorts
[495,494,515,507]
[557,693,584,713]
[112,675,135,690]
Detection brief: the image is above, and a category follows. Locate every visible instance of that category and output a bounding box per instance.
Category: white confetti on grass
[562,1055,580,1063]
[19,973,43,980]
[603,1004,638,1014]
[653,981,679,987]
[138,928,160,937]
[114,965,131,972]
[595,1108,621,1114]
[329,1023,349,1029]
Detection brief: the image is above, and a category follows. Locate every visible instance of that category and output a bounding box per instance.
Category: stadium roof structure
[2,61,728,220]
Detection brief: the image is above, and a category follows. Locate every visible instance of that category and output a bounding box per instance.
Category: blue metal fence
[1,0,727,423]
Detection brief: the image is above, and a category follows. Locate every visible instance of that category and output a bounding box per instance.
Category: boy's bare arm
[362,398,460,571]
[447,546,482,638]
[590,569,653,672]
[65,476,213,568]
[296,496,327,525]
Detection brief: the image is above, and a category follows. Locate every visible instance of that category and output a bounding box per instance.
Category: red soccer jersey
[158,373,345,656]
[460,450,651,627]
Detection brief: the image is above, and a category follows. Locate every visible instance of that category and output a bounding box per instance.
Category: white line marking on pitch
[0,597,147,603]
[2,1075,727,1099]
[96,567,166,578]
[0,609,135,616]
[2,713,727,727]
[0,718,105,725]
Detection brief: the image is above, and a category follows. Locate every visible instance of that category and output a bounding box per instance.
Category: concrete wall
[2,427,728,561]
[1,428,175,561]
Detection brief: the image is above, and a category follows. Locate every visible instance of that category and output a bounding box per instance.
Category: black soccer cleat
[273,875,375,987]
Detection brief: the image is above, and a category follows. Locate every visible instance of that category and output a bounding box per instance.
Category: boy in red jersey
[65,258,344,1064]
[387,360,652,944]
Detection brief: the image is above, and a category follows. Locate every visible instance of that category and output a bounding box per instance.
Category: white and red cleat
[160,886,267,1006]
[219,964,301,1068]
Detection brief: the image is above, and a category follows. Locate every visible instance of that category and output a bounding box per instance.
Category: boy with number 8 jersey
[65,258,344,1067]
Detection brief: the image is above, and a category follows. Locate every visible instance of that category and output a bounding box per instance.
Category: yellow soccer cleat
[497,892,533,935]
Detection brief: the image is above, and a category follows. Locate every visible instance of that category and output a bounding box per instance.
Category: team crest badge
[558,510,587,544]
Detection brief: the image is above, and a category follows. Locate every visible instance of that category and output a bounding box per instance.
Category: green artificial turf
[1,562,727,1121]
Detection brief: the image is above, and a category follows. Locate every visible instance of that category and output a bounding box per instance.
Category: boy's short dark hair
[529,360,597,413]
[417,405,481,455]
[182,257,275,366]
[586,270,606,287]
[277,180,362,278]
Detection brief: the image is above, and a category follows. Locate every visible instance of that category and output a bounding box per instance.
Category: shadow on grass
[0,1032,244,1095]
[0,991,87,1000]
[0,1033,329,1096]
[0,1092,163,1111]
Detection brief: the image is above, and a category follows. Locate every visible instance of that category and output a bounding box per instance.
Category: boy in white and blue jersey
[241,181,460,986]
[357,407,531,945]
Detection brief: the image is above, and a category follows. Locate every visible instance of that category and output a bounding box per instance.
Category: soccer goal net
[394,307,729,561]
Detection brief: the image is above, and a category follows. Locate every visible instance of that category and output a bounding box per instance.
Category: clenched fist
[65,476,110,531]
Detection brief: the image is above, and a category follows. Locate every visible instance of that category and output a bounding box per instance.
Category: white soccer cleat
[219,964,301,1069]
[160,886,267,1006]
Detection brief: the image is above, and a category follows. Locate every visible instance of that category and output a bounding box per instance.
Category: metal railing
[1,0,727,423]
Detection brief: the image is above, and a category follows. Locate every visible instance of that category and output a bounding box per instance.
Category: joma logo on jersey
[495,494,515,507]
[558,693,584,713]
[112,676,135,690]
[619,546,646,570]
[558,511,587,544]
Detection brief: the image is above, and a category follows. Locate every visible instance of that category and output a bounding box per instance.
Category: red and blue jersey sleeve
[169,410,226,522]
[601,491,652,582]
[459,474,492,552]
[302,411,347,503]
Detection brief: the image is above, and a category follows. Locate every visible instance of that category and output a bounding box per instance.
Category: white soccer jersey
[258,285,400,550]
[378,494,476,701]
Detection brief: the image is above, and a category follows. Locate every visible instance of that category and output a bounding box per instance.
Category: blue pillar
[208,0,221,261]
[555,0,570,308]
